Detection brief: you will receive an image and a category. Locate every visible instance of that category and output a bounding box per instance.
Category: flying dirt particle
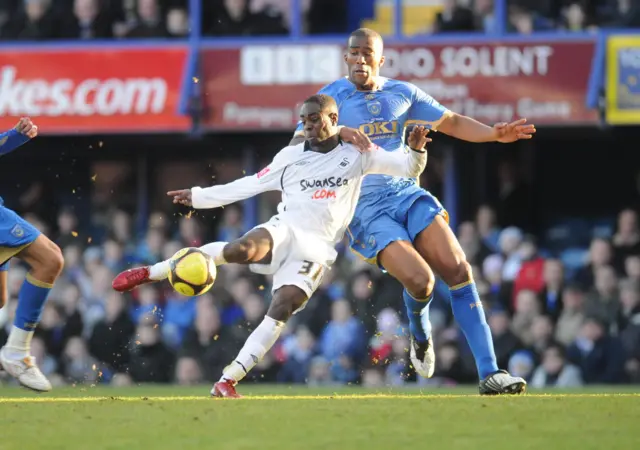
[91,174,97,181]
[71,231,78,237]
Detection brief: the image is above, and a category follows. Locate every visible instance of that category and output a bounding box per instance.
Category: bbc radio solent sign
[200,40,597,130]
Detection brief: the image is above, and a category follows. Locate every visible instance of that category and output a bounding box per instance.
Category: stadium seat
[361,0,443,36]
[590,217,616,239]
[544,218,591,252]
[560,247,589,279]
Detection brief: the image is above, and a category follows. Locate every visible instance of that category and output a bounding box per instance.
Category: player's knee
[0,290,7,309]
[403,270,435,300]
[445,260,473,287]
[41,242,64,279]
[267,288,306,322]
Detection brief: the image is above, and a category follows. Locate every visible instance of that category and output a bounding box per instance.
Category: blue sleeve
[406,85,453,131]
[0,129,30,156]
[294,82,339,135]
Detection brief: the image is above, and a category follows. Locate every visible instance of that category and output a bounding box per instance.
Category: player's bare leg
[1,235,63,392]
[212,284,308,398]
[0,270,8,309]
[378,241,436,378]
[414,215,526,395]
[112,228,274,292]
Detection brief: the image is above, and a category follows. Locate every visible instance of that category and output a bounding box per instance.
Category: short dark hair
[350,28,382,42]
[303,94,337,112]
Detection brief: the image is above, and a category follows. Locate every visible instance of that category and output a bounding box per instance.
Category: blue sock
[13,274,52,331]
[403,289,432,342]
[450,282,498,379]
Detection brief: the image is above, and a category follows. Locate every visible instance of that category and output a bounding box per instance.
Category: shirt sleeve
[361,145,427,179]
[191,148,288,209]
[405,85,453,131]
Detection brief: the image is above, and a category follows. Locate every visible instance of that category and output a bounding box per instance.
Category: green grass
[1,385,639,450]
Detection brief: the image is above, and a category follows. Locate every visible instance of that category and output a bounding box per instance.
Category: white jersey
[191,140,426,266]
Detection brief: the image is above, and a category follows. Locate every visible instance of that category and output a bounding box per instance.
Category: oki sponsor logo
[300,177,349,192]
[0,66,167,117]
[311,189,336,200]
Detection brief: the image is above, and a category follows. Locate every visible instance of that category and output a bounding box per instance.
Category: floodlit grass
[1,385,638,449]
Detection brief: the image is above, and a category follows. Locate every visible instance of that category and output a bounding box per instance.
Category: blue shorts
[347,185,447,270]
[0,205,41,271]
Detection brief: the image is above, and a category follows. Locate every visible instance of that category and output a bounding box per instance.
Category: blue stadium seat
[590,217,616,239]
[560,247,589,279]
[544,219,591,251]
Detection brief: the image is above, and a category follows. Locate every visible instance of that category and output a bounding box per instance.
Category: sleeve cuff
[190,187,205,209]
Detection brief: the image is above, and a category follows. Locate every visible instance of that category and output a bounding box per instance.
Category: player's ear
[379,55,385,68]
[329,112,338,126]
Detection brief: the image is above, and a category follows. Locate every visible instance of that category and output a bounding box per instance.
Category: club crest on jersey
[10,224,24,238]
[367,100,382,116]
[338,158,350,168]
[368,235,376,248]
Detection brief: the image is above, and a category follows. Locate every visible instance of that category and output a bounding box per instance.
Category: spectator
[567,316,627,384]
[217,205,244,243]
[180,297,237,382]
[175,356,203,385]
[531,343,583,388]
[433,340,476,384]
[617,279,640,332]
[457,221,492,266]
[498,227,524,283]
[89,291,135,373]
[166,7,188,37]
[512,237,546,304]
[476,205,501,252]
[64,0,113,39]
[435,0,476,32]
[5,0,58,40]
[538,259,565,320]
[575,238,613,289]
[278,325,316,383]
[488,307,522,369]
[125,0,167,38]
[555,284,587,346]
[61,336,99,384]
[129,317,176,383]
[528,315,555,358]
[507,350,535,381]
[560,1,596,31]
[625,255,640,282]
[612,209,640,273]
[511,289,541,346]
[585,265,620,325]
[320,299,367,384]
[208,0,287,37]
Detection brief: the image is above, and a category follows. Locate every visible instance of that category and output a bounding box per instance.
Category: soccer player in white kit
[112,94,430,397]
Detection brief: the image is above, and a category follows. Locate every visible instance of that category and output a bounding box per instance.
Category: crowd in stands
[1,191,638,388]
[0,0,638,41]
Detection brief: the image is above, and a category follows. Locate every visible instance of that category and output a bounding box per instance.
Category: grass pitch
[0,385,639,450]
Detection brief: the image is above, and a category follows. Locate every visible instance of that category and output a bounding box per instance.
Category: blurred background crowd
[1,185,638,388]
[0,0,639,41]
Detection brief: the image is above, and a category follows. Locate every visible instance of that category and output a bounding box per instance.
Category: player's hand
[167,189,192,207]
[339,127,374,153]
[493,118,536,143]
[408,125,431,150]
[14,117,38,139]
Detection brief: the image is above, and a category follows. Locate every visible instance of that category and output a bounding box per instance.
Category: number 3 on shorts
[298,260,324,282]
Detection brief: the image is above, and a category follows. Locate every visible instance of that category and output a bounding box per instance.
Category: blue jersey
[296,77,451,197]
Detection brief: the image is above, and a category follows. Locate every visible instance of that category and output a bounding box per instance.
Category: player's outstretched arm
[438,114,536,143]
[169,151,288,209]
[0,118,38,156]
[362,126,430,178]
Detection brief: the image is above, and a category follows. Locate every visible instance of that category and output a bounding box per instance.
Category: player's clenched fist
[408,125,431,151]
[168,189,193,206]
[14,117,38,139]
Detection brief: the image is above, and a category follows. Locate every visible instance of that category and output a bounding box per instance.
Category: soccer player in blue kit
[0,118,64,392]
[292,29,536,394]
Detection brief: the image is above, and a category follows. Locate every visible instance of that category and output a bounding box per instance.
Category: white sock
[149,260,170,281]
[4,326,34,359]
[149,242,227,281]
[220,316,285,383]
[200,242,228,266]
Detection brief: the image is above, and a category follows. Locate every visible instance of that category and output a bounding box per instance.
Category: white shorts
[249,217,327,307]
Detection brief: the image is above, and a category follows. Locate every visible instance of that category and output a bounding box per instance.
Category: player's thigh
[378,240,435,298]
[268,259,326,321]
[227,227,276,264]
[0,268,8,308]
[414,214,471,287]
[15,234,64,276]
